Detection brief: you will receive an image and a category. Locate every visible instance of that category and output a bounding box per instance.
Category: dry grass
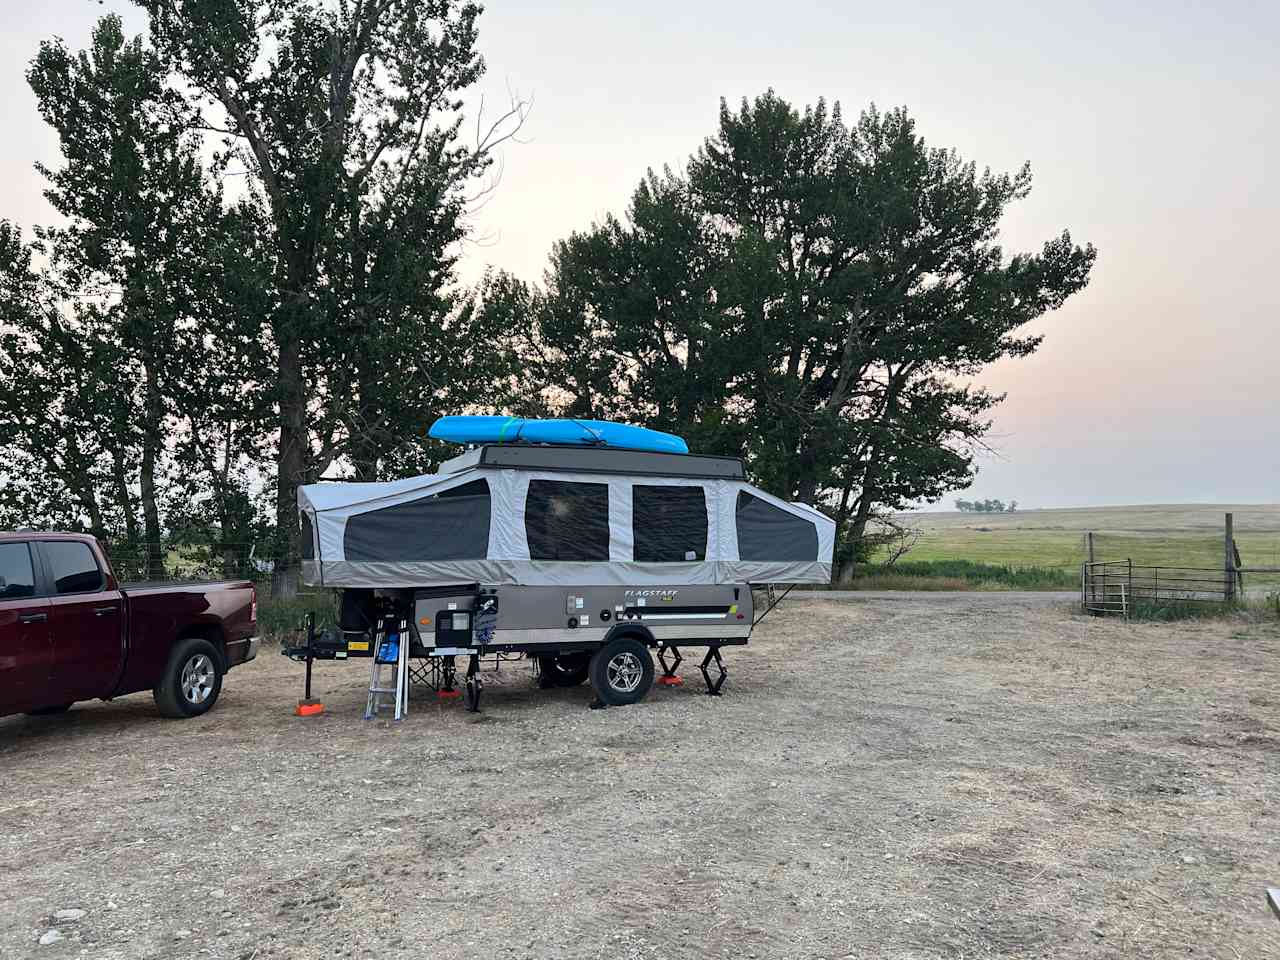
[2,593,1278,958]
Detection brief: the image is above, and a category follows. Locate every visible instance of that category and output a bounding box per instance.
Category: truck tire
[537,652,591,687]
[589,636,655,706]
[154,637,224,719]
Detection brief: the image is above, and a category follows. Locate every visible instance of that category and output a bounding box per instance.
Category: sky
[2,0,1277,510]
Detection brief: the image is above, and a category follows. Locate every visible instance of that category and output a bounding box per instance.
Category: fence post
[1224,513,1235,603]
[1086,533,1096,608]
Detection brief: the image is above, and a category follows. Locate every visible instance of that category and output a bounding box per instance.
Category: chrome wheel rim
[606,652,643,693]
[181,654,215,705]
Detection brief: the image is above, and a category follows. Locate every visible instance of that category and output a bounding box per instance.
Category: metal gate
[1082,560,1132,617]
[1083,560,1232,617]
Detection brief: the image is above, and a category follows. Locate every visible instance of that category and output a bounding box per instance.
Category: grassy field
[867,503,1280,592]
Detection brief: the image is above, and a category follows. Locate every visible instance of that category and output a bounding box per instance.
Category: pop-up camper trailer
[294,418,835,713]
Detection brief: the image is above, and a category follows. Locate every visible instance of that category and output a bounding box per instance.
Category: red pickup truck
[0,532,259,720]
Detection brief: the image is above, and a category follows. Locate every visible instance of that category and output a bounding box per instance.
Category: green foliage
[852,559,1077,590]
[1128,600,1243,622]
[3,6,525,595]
[0,16,271,575]
[956,499,1016,513]
[255,591,339,643]
[137,0,526,589]
[491,90,1096,567]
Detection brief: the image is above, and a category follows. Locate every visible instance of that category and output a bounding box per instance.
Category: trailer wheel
[538,652,591,687]
[154,637,224,719]
[589,636,655,706]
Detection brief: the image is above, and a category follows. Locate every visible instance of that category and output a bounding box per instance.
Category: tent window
[300,511,315,560]
[343,479,491,562]
[525,480,609,562]
[735,492,818,561]
[633,485,707,562]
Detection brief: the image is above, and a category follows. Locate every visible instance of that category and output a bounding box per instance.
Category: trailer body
[295,443,832,705]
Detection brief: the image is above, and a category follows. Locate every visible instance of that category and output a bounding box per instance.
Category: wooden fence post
[1224,512,1235,603]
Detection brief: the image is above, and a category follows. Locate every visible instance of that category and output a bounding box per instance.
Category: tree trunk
[111,447,139,545]
[140,362,165,580]
[272,332,305,599]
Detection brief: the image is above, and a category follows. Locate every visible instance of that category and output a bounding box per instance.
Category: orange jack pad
[657,675,684,686]
[294,701,325,717]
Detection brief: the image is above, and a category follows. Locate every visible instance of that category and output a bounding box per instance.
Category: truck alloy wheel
[181,654,218,705]
[588,636,654,706]
[154,637,224,719]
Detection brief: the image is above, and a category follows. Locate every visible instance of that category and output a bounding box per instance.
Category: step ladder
[365,615,410,720]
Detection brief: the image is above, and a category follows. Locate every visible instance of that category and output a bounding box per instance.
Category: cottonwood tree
[505,92,1095,573]
[138,0,527,595]
[21,17,256,575]
[0,223,123,535]
[1,18,272,573]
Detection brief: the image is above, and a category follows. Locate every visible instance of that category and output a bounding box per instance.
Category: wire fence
[103,542,286,583]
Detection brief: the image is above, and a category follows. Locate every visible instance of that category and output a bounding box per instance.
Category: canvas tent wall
[298,454,834,588]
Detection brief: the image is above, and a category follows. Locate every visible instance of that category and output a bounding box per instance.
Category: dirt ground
[2,593,1278,960]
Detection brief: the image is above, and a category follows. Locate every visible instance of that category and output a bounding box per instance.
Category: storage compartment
[412,585,480,654]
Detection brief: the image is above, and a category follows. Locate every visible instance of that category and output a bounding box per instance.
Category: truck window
[632,485,708,562]
[525,480,610,562]
[0,542,37,599]
[41,541,106,594]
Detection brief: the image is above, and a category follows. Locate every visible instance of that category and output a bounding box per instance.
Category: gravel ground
[2,593,1278,959]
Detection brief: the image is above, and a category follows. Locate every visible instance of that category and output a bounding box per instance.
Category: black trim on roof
[470,444,745,480]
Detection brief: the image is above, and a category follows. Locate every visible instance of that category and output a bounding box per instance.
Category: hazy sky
[3,1,1276,509]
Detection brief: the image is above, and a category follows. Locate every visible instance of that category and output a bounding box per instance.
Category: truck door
[37,540,125,703]
[0,541,53,715]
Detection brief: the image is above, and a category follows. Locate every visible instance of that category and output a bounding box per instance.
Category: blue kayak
[429,416,689,454]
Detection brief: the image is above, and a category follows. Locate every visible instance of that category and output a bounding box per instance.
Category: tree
[2,17,275,578]
[0,222,121,536]
[510,92,1095,570]
[138,0,526,595]
[23,17,230,572]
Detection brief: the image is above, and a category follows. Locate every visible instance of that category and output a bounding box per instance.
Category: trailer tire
[154,637,224,719]
[589,636,654,706]
[538,652,591,687]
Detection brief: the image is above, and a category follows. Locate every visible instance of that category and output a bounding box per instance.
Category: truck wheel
[538,652,591,687]
[25,703,73,716]
[589,636,655,706]
[154,637,224,719]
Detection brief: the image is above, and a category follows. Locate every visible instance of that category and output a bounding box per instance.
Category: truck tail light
[251,585,258,624]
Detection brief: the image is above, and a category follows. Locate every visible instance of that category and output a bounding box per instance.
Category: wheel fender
[603,623,655,648]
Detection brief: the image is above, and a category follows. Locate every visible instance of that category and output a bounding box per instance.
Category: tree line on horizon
[0,2,1095,594]
[956,499,1018,513]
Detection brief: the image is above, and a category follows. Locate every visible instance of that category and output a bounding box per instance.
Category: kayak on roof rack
[428,415,690,454]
